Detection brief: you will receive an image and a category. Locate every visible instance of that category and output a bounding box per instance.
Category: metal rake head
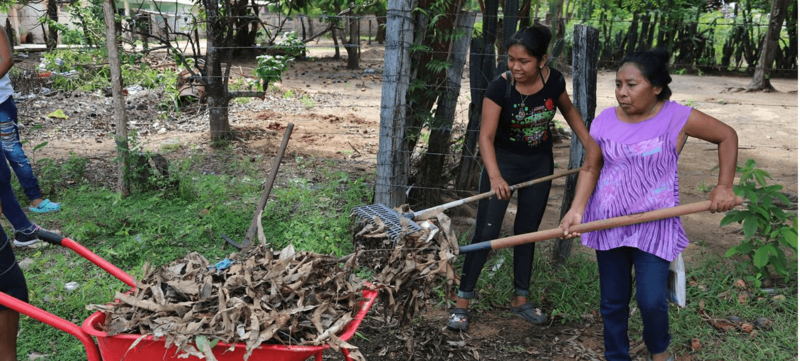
[352,203,422,241]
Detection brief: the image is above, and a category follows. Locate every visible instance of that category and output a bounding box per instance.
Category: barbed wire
[7,12,781,27]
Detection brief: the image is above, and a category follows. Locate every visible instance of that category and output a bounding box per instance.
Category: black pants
[458,147,553,299]
[0,227,28,311]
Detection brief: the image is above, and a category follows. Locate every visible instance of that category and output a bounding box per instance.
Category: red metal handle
[60,238,136,288]
[0,292,102,361]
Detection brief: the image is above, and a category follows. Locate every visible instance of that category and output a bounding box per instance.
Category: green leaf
[33,141,49,152]
[745,189,758,205]
[46,109,69,119]
[736,241,756,254]
[724,247,738,257]
[721,210,749,226]
[753,246,770,269]
[780,227,798,250]
[774,192,791,206]
[742,215,759,239]
[748,205,771,222]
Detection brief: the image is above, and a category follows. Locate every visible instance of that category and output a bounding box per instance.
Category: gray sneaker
[13,225,41,247]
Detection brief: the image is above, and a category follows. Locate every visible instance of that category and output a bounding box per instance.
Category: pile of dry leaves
[90,245,368,360]
[352,212,460,324]
[89,212,460,360]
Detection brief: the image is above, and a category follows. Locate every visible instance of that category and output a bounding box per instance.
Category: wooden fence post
[375,0,416,207]
[103,0,130,196]
[552,24,599,266]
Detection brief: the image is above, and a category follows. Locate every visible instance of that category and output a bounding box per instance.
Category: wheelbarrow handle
[409,168,581,221]
[0,292,102,361]
[38,231,137,288]
[459,197,743,254]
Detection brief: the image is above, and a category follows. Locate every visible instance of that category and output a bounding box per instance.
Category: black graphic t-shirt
[484,68,566,155]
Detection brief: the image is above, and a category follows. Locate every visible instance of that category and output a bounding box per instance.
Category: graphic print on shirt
[510,97,556,147]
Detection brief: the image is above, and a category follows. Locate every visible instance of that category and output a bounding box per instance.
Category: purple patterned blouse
[581,100,692,262]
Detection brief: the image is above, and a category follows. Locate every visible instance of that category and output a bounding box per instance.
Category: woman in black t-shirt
[448,24,601,332]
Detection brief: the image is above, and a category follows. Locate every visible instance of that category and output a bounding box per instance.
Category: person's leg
[509,150,553,306]
[0,98,49,210]
[456,166,511,305]
[0,226,27,361]
[632,249,672,361]
[0,142,35,236]
[0,309,19,361]
[596,247,634,361]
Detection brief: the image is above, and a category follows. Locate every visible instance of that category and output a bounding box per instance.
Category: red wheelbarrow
[0,230,378,361]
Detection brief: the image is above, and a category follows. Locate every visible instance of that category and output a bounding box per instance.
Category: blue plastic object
[208,258,232,271]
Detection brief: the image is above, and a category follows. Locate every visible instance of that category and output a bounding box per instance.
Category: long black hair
[504,24,552,60]
[619,48,673,100]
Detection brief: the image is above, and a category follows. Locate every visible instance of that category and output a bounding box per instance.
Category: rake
[352,168,581,240]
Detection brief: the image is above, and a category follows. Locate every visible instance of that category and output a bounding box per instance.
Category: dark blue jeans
[596,247,671,361]
[0,97,42,204]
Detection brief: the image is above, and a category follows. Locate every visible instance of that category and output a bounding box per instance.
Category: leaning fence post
[375,0,416,207]
[552,24,599,266]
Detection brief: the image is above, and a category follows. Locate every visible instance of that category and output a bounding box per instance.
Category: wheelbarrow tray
[81,288,378,361]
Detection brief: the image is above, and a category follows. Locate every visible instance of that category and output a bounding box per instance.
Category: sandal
[647,351,674,361]
[29,199,60,213]
[446,308,468,332]
[510,302,548,325]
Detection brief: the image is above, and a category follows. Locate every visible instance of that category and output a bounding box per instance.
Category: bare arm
[479,97,512,200]
[681,108,738,212]
[556,91,603,235]
[0,28,12,79]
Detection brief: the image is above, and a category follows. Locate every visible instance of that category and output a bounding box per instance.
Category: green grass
[9,152,373,360]
[6,149,797,360]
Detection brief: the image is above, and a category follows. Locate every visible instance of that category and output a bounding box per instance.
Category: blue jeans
[0,97,42,203]
[596,247,671,361]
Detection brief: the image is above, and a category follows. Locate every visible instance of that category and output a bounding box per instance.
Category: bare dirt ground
[10,42,798,360]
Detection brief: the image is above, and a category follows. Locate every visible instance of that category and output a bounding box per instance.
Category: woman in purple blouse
[559,49,738,361]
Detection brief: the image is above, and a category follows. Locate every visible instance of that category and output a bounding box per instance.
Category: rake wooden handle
[458,197,743,254]
[411,168,581,221]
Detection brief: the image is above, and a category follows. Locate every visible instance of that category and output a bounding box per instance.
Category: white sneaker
[13,238,38,247]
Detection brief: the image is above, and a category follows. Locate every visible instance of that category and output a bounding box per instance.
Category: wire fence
[5,5,798,202]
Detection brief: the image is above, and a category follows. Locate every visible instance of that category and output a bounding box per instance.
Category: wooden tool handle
[459,197,743,254]
[412,168,581,221]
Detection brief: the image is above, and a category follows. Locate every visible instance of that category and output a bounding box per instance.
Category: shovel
[352,168,581,240]
[223,123,295,250]
[459,197,743,253]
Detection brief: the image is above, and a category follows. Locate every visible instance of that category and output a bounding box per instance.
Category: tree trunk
[345,14,360,69]
[519,0,532,28]
[102,0,129,197]
[46,0,58,50]
[625,12,639,54]
[204,0,232,142]
[418,12,476,201]
[495,0,519,74]
[747,0,790,91]
[332,26,341,59]
[552,24,599,266]
[375,10,386,44]
[456,0,499,191]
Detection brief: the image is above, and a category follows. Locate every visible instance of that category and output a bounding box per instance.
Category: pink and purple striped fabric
[581,101,692,262]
